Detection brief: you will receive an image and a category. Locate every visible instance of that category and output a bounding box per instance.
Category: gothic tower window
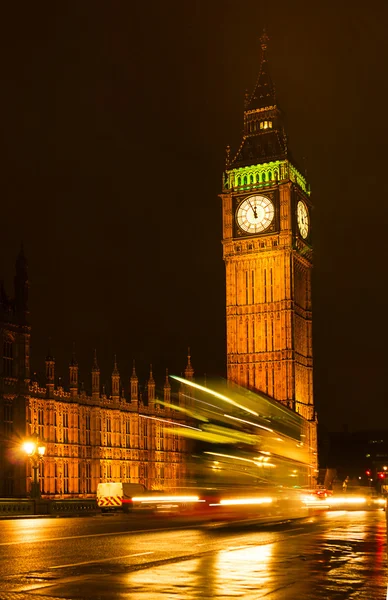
[85,463,91,493]
[63,412,69,443]
[106,417,112,447]
[143,420,148,450]
[63,462,69,494]
[125,420,130,448]
[85,414,90,445]
[38,408,44,440]
[160,425,164,451]
[3,339,13,377]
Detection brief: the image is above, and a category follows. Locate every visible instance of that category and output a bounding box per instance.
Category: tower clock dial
[297,200,309,239]
[236,195,274,234]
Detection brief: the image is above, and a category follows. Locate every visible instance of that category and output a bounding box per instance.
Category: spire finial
[225,145,231,168]
[46,337,54,361]
[260,28,269,57]
[92,349,99,371]
[187,346,191,365]
[70,342,77,366]
[132,359,136,376]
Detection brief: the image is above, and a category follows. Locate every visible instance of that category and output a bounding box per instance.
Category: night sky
[1,1,387,432]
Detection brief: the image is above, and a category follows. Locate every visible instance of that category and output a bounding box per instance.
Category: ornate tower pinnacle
[164,368,171,404]
[92,349,100,398]
[260,28,269,55]
[147,364,155,405]
[45,349,55,399]
[130,359,139,404]
[184,348,194,380]
[69,345,78,398]
[111,355,120,401]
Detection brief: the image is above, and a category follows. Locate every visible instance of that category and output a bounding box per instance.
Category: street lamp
[22,435,46,499]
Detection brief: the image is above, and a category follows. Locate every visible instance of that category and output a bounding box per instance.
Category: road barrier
[0,498,98,517]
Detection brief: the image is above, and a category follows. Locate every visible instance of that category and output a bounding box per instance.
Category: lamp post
[23,435,46,499]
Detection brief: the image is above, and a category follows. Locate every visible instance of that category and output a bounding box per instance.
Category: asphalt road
[0,509,386,599]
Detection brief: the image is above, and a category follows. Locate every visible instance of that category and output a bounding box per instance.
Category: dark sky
[1,1,387,432]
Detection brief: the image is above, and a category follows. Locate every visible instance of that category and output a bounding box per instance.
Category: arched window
[243,175,247,185]
[249,175,254,184]
[268,171,272,180]
[237,176,241,186]
[260,122,264,130]
[261,172,266,182]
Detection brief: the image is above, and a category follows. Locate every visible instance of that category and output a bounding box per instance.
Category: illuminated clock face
[236,195,274,234]
[297,201,309,239]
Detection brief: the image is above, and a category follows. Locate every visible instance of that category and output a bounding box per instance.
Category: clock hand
[248,199,258,219]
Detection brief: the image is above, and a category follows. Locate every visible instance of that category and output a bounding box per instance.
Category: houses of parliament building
[0,248,193,497]
[0,33,317,498]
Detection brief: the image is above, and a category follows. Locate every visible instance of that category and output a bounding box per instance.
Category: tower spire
[130,359,139,404]
[184,347,194,380]
[260,28,269,58]
[69,344,78,397]
[229,28,288,169]
[92,349,100,398]
[111,355,120,401]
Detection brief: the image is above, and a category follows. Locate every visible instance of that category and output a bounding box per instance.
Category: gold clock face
[297,201,309,239]
[236,195,274,234]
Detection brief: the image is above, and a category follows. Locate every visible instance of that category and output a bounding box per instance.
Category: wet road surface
[0,509,386,599]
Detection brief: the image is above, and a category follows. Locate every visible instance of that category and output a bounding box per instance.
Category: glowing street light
[22,434,46,498]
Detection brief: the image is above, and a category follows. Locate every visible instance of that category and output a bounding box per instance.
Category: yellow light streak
[170,375,259,416]
[131,495,203,504]
[204,450,274,468]
[327,497,367,506]
[374,498,387,506]
[223,413,273,433]
[139,414,201,431]
[211,497,273,506]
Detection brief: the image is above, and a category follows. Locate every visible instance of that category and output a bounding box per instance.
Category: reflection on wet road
[0,510,386,599]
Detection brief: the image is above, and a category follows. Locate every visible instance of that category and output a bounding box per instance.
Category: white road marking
[50,551,154,569]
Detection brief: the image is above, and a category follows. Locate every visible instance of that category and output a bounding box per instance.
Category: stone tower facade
[220,33,315,427]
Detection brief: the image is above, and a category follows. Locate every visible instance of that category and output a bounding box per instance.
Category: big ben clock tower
[221,32,315,427]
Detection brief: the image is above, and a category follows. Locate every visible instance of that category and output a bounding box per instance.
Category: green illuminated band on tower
[223,160,310,195]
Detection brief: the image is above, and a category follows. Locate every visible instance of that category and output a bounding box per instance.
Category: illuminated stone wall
[24,373,191,498]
